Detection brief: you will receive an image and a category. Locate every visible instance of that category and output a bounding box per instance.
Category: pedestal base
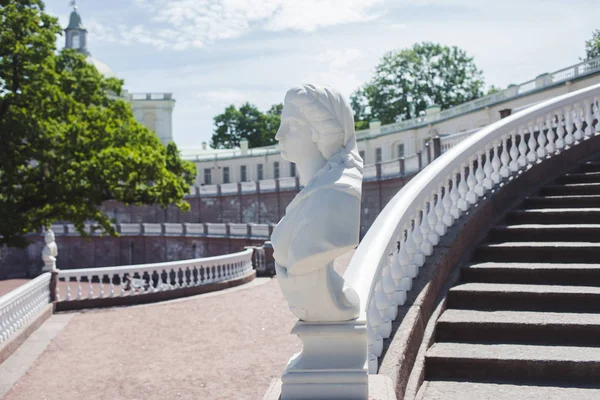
[279,319,369,400]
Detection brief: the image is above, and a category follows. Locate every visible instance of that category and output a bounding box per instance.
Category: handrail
[0,273,51,344]
[56,249,254,302]
[344,83,600,372]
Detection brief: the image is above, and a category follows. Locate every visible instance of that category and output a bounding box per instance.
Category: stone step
[505,208,600,224]
[473,241,600,263]
[419,380,600,400]
[540,183,600,196]
[523,195,600,209]
[425,342,600,384]
[578,161,600,173]
[487,224,600,242]
[446,282,600,312]
[461,262,600,285]
[557,171,600,184]
[435,309,600,346]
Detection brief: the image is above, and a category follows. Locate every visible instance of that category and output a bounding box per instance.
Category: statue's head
[44,229,55,244]
[276,84,360,164]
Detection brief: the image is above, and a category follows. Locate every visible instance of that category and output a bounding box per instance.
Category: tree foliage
[211,102,282,149]
[351,42,484,127]
[584,29,600,61]
[0,0,196,248]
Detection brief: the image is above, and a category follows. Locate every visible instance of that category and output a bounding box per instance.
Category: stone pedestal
[280,319,369,400]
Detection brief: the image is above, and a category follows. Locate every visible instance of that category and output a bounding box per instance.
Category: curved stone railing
[343,83,600,373]
[0,273,51,345]
[56,249,254,303]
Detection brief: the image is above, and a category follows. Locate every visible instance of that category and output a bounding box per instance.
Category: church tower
[64,1,89,55]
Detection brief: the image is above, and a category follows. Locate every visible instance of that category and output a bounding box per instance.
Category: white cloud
[90,0,385,50]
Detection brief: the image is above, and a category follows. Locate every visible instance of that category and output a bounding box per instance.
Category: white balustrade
[362,164,378,180]
[0,273,51,345]
[199,185,218,196]
[184,223,205,236]
[205,223,227,236]
[340,83,600,374]
[228,223,249,237]
[163,223,184,235]
[279,177,297,190]
[120,223,143,235]
[56,249,254,302]
[404,154,420,173]
[249,224,270,238]
[142,223,163,235]
[221,183,239,195]
[259,179,277,192]
[381,160,401,177]
[241,181,258,193]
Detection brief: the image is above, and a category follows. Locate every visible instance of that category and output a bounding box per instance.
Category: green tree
[0,0,196,248]
[584,29,600,60]
[210,102,282,149]
[351,42,484,127]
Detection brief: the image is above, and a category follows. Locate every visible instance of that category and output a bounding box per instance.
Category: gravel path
[4,251,354,400]
[0,280,29,297]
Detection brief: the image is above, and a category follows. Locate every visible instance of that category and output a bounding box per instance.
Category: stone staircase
[418,159,600,399]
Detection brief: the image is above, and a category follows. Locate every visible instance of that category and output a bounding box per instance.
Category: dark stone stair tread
[564,171,600,177]
[545,183,600,188]
[426,342,600,363]
[450,282,600,295]
[438,309,600,326]
[419,380,600,400]
[510,208,600,213]
[527,195,600,200]
[493,224,600,229]
[467,261,600,271]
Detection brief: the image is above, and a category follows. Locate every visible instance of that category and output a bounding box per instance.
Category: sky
[45,0,600,149]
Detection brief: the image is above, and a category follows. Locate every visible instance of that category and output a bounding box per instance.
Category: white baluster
[564,106,574,146]
[119,273,125,297]
[427,193,440,245]
[499,136,510,179]
[593,98,600,134]
[555,111,565,150]
[484,144,495,189]
[466,158,478,205]
[458,164,469,211]
[545,113,555,154]
[66,279,71,301]
[518,126,528,167]
[409,216,425,267]
[419,205,433,257]
[99,275,105,298]
[373,283,392,339]
[381,258,398,320]
[109,274,115,297]
[509,131,519,172]
[584,99,594,138]
[435,184,447,235]
[527,121,537,163]
[536,117,547,158]
[87,274,93,299]
[450,170,461,219]
[442,178,455,227]
[474,152,485,197]
[393,231,411,304]
[573,104,583,141]
[76,276,82,300]
[367,322,383,361]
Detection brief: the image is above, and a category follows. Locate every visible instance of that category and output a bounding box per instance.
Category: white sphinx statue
[270,85,368,400]
[271,84,364,322]
[41,229,58,272]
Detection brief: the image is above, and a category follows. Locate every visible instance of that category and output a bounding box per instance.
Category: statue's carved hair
[283,84,355,160]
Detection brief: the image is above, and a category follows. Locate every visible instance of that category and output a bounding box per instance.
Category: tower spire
[69,0,78,11]
[65,1,89,55]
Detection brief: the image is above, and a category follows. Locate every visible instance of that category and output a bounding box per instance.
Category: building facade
[184,58,600,186]
[64,4,175,146]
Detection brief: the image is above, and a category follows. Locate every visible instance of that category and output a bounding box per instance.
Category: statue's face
[44,231,55,244]
[275,103,320,164]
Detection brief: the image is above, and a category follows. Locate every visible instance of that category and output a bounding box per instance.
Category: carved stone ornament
[270,85,368,400]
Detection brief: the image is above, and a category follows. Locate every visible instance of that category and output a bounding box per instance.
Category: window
[204,168,212,185]
[359,150,365,161]
[223,167,230,183]
[240,165,247,182]
[274,162,280,179]
[290,162,296,177]
[375,147,382,163]
[257,164,264,180]
[72,32,80,49]
[397,143,405,158]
